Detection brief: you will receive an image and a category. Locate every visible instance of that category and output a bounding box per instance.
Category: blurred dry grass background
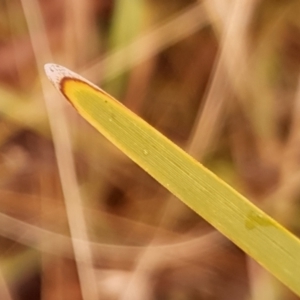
[0,0,300,299]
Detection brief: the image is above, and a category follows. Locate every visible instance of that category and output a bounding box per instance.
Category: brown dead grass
[0,0,300,299]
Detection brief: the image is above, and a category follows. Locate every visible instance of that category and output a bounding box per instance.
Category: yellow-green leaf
[45,63,300,297]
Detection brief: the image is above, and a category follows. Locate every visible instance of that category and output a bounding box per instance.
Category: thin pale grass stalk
[63,0,94,66]
[98,270,152,300]
[203,0,254,85]
[187,56,230,158]
[247,259,277,300]
[0,189,181,241]
[0,191,224,266]
[187,0,255,156]
[202,0,252,116]
[202,0,232,30]
[119,274,152,300]
[206,0,281,164]
[0,210,222,268]
[20,1,99,299]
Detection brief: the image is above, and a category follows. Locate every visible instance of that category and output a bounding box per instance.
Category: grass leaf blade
[45,63,300,297]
